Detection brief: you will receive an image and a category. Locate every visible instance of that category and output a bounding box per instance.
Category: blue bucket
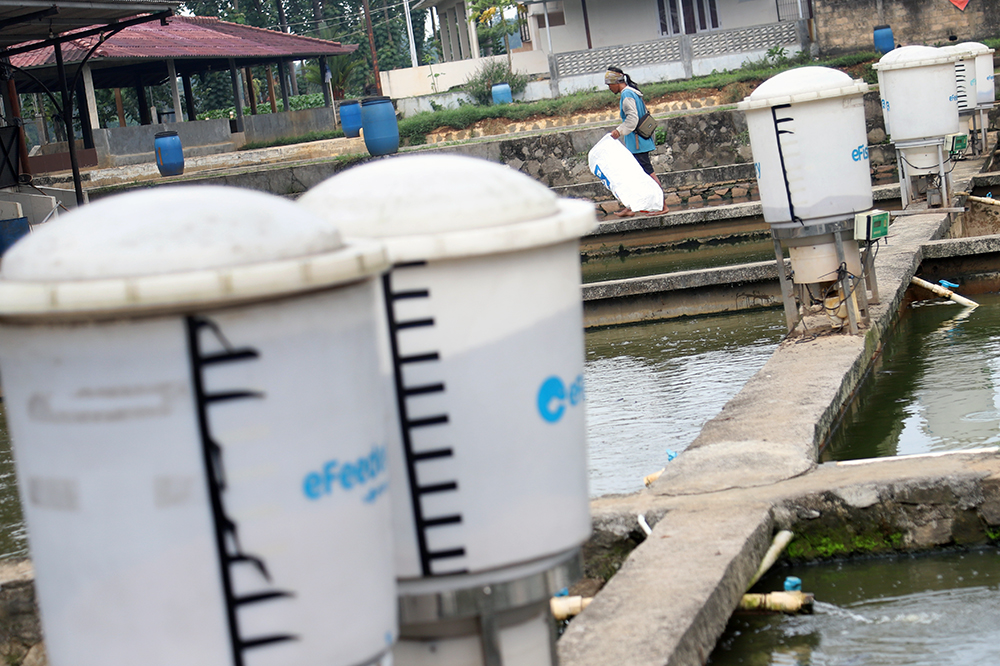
[154,131,184,177]
[491,83,513,105]
[873,25,894,54]
[340,100,362,138]
[361,97,399,156]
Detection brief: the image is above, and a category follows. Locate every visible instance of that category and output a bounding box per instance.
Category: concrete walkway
[559,149,1000,665]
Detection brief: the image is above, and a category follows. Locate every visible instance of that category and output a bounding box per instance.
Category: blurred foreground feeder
[0,186,396,666]
[300,155,596,666]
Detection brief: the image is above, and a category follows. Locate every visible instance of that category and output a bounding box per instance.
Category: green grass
[395,51,885,145]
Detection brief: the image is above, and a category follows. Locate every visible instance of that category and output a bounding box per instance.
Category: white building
[382,0,812,104]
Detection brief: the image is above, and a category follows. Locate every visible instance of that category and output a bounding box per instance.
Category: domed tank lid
[298,155,596,263]
[0,185,388,320]
[873,44,961,71]
[940,41,994,58]
[736,67,868,110]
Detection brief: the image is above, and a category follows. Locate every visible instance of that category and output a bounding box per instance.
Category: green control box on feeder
[854,209,889,241]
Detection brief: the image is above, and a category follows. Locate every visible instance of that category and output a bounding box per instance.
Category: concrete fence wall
[93,119,235,168]
[86,107,338,170]
[242,107,338,145]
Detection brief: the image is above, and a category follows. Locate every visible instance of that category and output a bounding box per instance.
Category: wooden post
[114,88,126,126]
[135,75,151,125]
[244,66,258,115]
[229,59,245,132]
[182,73,196,121]
[266,66,278,113]
[75,79,95,148]
[278,59,291,112]
[362,0,383,95]
[6,78,30,176]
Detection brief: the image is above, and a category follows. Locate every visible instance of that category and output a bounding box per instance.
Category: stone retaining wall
[813,0,1000,55]
[450,90,895,217]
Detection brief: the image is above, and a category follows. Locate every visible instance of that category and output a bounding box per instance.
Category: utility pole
[362,0,383,95]
[402,0,419,68]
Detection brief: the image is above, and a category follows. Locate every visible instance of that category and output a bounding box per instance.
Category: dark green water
[709,547,1000,665]
[823,293,1000,462]
[0,405,26,559]
[581,238,776,283]
[585,308,786,496]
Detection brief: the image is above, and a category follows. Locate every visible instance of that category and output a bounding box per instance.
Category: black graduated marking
[382,265,467,577]
[770,103,802,226]
[186,316,297,666]
[408,415,449,428]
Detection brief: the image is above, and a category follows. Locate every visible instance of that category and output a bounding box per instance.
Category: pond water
[709,547,1000,665]
[581,238,775,283]
[0,406,26,560]
[585,308,785,497]
[823,292,1000,462]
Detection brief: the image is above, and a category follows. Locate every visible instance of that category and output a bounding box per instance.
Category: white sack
[588,134,664,212]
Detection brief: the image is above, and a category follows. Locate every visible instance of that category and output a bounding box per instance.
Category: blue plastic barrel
[340,100,362,138]
[360,96,399,156]
[873,25,894,54]
[0,216,29,256]
[154,131,184,177]
[491,82,513,105]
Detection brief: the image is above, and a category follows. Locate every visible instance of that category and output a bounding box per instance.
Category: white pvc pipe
[551,596,592,620]
[911,276,979,308]
[637,514,652,536]
[746,530,794,590]
[967,194,1000,206]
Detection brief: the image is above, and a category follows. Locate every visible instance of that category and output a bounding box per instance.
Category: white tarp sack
[588,134,664,213]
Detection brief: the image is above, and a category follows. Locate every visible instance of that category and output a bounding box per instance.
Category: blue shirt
[619,88,656,154]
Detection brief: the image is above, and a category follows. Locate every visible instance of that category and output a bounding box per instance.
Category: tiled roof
[11,15,357,68]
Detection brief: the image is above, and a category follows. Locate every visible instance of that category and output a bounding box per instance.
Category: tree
[304,55,364,99]
[469,0,523,68]
[175,0,427,111]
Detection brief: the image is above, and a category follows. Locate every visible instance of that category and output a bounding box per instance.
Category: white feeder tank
[737,67,867,283]
[941,42,995,108]
[299,154,595,666]
[874,45,960,176]
[875,45,960,141]
[0,187,396,666]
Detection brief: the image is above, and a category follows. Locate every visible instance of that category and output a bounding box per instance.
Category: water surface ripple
[585,310,785,496]
[710,548,1000,665]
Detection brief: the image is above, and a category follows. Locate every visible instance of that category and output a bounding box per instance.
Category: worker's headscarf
[605,69,626,85]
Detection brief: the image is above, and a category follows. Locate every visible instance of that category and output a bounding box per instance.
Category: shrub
[197,93,327,120]
[463,59,530,105]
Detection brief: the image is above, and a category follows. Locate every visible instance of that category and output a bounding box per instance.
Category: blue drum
[360,97,399,156]
[340,100,362,138]
[491,83,513,105]
[154,131,184,177]
[873,25,894,54]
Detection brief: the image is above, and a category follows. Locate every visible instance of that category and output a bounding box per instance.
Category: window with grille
[658,0,719,35]
[776,0,811,20]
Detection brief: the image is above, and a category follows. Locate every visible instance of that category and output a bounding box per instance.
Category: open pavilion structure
[0,1,358,204]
